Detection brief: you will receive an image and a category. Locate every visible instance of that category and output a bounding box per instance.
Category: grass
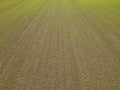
[0,0,43,24]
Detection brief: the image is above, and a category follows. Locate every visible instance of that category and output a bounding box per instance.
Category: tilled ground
[0,0,120,90]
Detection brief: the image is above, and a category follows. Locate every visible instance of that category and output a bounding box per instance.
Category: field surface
[0,0,120,90]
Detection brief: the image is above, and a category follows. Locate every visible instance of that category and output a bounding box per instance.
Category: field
[0,0,120,90]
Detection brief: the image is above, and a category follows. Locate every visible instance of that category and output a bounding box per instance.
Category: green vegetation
[0,0,43,24]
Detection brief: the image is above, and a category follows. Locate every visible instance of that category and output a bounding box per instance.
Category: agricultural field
[0,0,120,90]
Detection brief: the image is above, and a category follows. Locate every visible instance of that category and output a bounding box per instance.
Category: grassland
[0,0,120,90]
